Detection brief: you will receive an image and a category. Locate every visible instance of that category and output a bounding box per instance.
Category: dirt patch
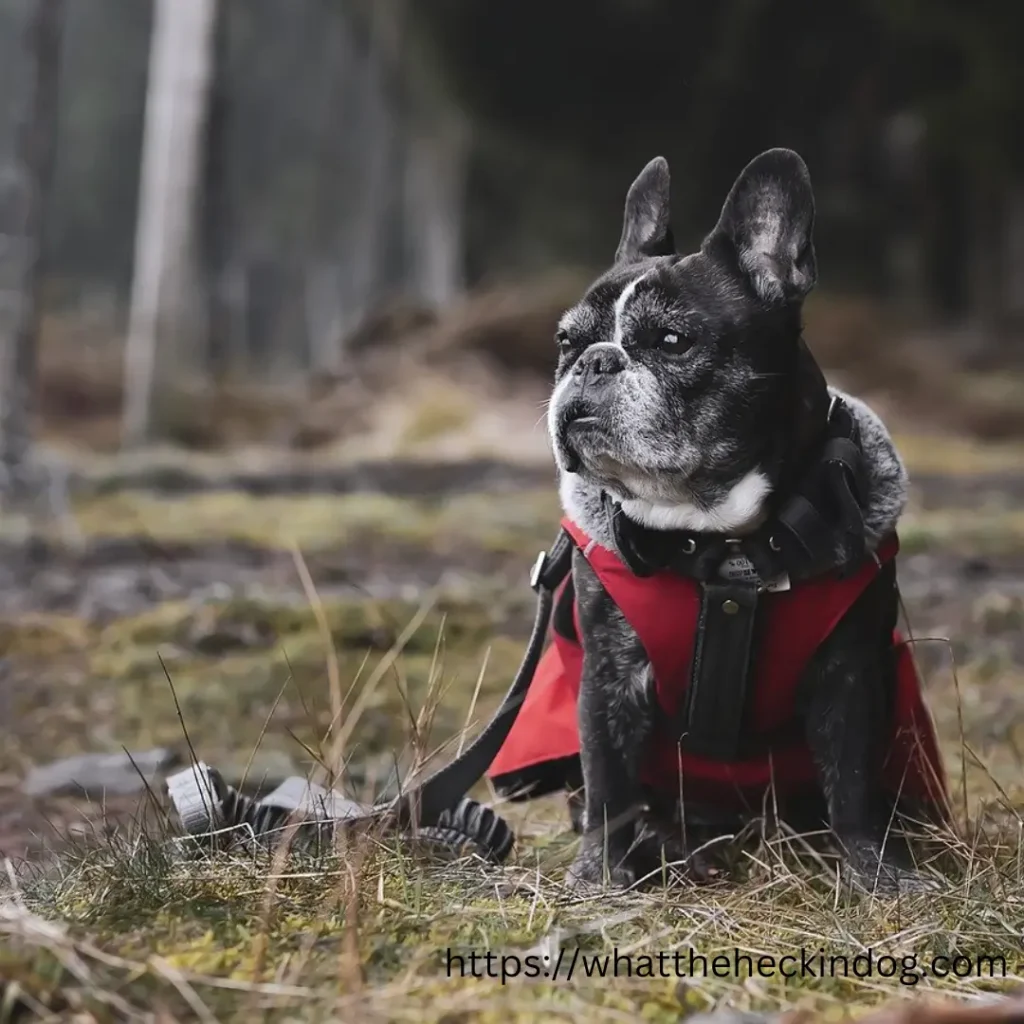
[73,457,553,499]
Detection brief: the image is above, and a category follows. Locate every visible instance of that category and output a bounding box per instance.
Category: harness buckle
[529,550,548,591]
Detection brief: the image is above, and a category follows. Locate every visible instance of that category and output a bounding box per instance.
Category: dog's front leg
[802,561,932,894]
[566,552,653,890]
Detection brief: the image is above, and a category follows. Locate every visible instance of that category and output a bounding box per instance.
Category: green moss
[0,613,90,657]
[397,387,477,448]
[893,430,1024,475]
[899,508,1024,554]
[58,487,562,556]
[2,584,529,778]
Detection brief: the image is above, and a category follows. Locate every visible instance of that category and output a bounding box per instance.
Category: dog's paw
[842,841,938,896]
[844,862,937,897]
[565,846,637,892]
[632,817,714,883]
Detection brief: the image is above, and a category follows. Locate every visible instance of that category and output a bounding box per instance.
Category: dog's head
[549,148,829,535]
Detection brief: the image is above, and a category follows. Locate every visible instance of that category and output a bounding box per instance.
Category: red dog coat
[488,517,949,817]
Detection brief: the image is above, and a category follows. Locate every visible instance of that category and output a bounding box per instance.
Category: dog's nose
[573,344,627,382]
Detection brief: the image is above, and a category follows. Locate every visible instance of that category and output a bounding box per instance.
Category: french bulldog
[544,149,944,894]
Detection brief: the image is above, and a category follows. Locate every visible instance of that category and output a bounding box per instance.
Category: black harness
[593,394,871,761]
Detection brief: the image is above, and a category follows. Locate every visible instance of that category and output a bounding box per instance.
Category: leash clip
[529,550,548,591]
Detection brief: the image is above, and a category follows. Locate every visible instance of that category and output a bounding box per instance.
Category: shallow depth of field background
[2,2,1024,1021]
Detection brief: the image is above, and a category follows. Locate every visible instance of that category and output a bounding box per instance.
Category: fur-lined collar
[558,386,909,558]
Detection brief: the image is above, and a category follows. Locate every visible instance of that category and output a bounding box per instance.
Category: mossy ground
[3,440,1024,1022]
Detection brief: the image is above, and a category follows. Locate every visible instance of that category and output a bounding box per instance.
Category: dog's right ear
[615,156,675,263]
[703,148,816,305]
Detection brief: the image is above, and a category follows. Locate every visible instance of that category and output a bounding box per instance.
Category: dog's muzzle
[557,401,598,477]
[555,397,606,474]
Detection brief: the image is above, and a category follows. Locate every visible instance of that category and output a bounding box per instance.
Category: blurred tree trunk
[920,152,969,320]
[970,173,1007,346]
[340,0,468,316]
[1007,186,1024,345]
[404,112,467,309]
[121,0,220,447]
[0,0,65,498]
[199,0,231,384]
[304,0,404,375]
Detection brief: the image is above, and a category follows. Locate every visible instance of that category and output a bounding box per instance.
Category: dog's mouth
[558,398,603,433]
[555,399,608,472]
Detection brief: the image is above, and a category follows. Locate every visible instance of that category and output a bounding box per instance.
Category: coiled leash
[164,530,575,863]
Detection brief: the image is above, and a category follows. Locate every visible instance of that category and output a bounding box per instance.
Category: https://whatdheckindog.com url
[444,947,1015,986]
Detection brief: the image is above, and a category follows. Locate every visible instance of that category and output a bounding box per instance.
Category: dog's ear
[616,156,675,263]
[704,148,816,304]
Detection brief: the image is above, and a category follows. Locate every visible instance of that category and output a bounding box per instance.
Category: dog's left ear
[616,156,675,263]
[704,148,816,305]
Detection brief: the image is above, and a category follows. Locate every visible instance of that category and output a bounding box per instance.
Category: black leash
[166,397,871,859]
[165,528,574,863]
[388,529,574,832]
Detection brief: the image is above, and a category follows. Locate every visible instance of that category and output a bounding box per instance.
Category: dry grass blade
[149,956,220,1024]
[332,590,441,765]
[457,645,490,759]
[289,541,344,782]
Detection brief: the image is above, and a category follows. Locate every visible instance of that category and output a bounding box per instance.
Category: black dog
[508,149,948,894]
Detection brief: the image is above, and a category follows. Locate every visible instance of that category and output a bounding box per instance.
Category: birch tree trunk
[0,0,66,499]
[121,0,220,448]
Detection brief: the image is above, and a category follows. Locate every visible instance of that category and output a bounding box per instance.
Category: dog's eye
[653,328,690,351]
[555,329,573,353]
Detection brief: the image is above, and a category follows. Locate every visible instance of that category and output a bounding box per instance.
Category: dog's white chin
[619,468,772,535]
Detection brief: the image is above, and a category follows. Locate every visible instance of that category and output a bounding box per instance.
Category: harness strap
[678,578,761,760]
[774,493,834,565]
[597,396,875,762]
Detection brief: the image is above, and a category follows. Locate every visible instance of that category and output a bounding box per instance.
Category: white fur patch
[545,371,574,467]
[630,661,655,698]
[619,468,772,534]
[612,270,650,347]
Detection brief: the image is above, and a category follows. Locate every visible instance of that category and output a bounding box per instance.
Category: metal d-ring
[681,538,696,554]
[769,535,782,552]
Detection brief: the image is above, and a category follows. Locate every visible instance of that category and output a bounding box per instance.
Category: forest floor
[3,377,1024,1022]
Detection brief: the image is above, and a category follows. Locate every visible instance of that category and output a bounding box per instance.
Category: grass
[893,433,1024,478]
[7,823,1022,1020]
[899,509,1024,556]
[57,487,562,557]
[6,741,1024,1022]
[3,442,1024,1022]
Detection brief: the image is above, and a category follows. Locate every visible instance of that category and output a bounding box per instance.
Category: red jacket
[488,517,949,816]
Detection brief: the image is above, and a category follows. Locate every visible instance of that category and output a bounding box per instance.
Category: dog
[487,148,949,893]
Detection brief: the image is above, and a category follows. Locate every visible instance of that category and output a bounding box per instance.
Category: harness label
[718,554,791,593]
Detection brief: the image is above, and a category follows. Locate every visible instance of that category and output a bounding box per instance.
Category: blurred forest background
[2,0,1024,468]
